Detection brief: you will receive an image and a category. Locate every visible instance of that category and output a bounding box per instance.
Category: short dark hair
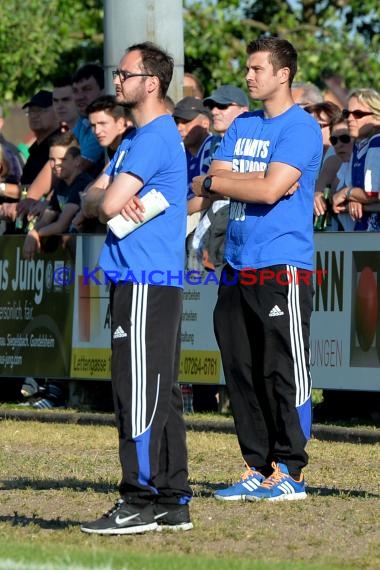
[86,95,133,123]
[53,75,73,89]
[126,42,174,98]
[304,101,343,127]
[247,37,298,86]
[72,63,104,90]
[49,131,79,151]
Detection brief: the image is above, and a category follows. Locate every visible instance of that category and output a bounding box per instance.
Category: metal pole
[103,0,184,103]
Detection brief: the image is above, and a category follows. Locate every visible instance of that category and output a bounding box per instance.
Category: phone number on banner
[179,350,221,384]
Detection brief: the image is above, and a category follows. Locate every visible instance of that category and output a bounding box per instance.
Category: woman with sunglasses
[314,114,354,230]
[332,88,380,231]
[304,101,342,160]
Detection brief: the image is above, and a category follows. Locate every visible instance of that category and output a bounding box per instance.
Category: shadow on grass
[0,513,79,530]
[1,477,378,500]
[0,477,117,493]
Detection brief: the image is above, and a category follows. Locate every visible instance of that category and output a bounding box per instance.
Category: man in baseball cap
[22,90,53,109]
[173,96,211,122]
[203,85,249,135]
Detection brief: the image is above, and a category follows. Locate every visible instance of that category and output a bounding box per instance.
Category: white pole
[103,0,184,103]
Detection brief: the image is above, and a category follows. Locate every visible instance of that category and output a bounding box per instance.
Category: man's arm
[193,159,300,204]
[26,161,53,200]
[101,172,143,220]
[23,203,79,260]
[37,203,79,236]
[80,172,110,219]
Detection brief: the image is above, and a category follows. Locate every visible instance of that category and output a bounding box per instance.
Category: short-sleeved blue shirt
[214,105,323,270]
[99,115,187,286]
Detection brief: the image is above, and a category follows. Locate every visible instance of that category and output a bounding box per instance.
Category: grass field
[0,417,379,570]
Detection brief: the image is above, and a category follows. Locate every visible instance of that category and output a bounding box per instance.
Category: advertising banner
[70,236,111,379]
[0,235,75,378]
[1,233,379,392]
[310,232,380,391]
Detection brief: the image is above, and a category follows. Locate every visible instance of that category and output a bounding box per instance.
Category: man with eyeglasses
[80,42,192,536]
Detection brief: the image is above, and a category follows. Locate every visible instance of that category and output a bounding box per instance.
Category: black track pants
[214,264,313,474]
[110,282,192,504]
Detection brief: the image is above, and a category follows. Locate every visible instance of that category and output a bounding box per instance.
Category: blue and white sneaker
[246,462,307,502]
[214,465,265,501]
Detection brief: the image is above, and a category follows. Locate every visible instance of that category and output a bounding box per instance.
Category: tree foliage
[0,0,103,103]
[183,0,380,96]
[0,0,379,104]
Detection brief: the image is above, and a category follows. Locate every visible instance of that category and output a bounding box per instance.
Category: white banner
[69,234,380,392]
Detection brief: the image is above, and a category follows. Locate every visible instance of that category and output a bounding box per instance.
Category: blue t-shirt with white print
[214,105,322,270]
[99,115,187,286]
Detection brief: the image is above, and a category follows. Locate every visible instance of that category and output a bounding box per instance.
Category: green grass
[0,419,379,570]
[0,539,357,570]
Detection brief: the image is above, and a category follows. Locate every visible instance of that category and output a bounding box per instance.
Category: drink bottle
[15,186,28,231]
[314,187,331,231]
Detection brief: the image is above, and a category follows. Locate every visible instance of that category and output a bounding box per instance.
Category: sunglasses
[342,109,374,120]
[205,102,238,111]
[329,134,351,145]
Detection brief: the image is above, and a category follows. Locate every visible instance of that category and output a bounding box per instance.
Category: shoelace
[104,499,124,518]
[239,462,260,482]
[260,462,284,489]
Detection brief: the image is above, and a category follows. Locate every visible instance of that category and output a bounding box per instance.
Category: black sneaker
[80,500,158,535]
[154,503,193,531]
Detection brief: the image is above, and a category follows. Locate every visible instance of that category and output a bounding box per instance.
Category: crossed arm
[192,159,300,203]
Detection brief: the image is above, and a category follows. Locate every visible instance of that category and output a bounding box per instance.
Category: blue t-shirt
[105,128,137,179]
[215,105,323,270]
[73,117,103,164]
[99,115,187,287]
[186,134,221,200]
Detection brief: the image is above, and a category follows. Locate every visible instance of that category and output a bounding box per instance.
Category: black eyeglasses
[329,134,351,146]
[342,109,374,120]
[112,69,154,82]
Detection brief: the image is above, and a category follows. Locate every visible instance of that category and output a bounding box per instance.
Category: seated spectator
[194,85,250,270]
[203,84,249,135]
[72,63,105,176]
[183,72,204,99]
[172,96,218,235]
[53,75,80,133]
[333,88,380,231]
[291,81,324,107]
[2,90,60,230]
[70,95,135,233]
[0,142,22,234]
[16,65,104,222]
[87,95,135,161]
[0,104,25,172]
[22,131,92,260]
[314,114,354,231]
[21,90,60,187]
[304,101,342,159]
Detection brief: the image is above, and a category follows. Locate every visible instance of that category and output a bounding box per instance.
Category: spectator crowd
[1,58,380,415]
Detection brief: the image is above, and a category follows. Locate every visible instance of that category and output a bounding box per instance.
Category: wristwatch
[202,175,214,195]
